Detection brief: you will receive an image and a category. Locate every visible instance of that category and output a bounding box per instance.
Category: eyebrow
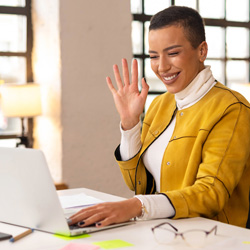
[148,45,182,54]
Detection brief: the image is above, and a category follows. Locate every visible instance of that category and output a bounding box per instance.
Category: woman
[69,6,250,228]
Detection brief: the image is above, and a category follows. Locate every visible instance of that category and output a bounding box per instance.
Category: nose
[158,55,171,72]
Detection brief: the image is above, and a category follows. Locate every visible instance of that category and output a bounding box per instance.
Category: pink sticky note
[59,242,100,250]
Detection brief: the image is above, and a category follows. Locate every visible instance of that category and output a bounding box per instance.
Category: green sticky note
[93,239,133,249]
[54,233,91,241]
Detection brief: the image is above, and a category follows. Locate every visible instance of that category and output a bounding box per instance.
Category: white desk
[0,188,250,250]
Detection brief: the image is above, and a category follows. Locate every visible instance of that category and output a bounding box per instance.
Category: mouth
[161,72,180,84]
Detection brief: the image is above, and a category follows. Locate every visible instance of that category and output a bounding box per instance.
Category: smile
[162,73,180,81]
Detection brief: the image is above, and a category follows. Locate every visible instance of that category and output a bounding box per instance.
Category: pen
[9,229,34,242]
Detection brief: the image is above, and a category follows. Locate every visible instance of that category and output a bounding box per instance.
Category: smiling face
[149,25,207,94]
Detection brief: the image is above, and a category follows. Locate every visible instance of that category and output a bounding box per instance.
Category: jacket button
[167,162,171,166]
[154,131,159,135]
[138,181,141,185]
[180,112,184,116]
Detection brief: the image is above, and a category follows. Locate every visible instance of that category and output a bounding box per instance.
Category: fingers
[131,59,138,85]
[68,204,116,228]
[122,58,130,86]
[69,199,141,229]
[140,77,149,100]
[106,76,117,95]
[78,213,118,228]
[68,208,98,226]
[107,58,139,90]
[113,64,123,90]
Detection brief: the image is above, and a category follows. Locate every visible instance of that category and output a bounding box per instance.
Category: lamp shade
[0,83,42,118]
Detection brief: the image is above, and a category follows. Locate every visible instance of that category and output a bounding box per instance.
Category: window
[0,0,33,145]
[130,0,250,111]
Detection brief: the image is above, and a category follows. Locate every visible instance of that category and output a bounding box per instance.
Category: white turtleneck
[120,66,216,220]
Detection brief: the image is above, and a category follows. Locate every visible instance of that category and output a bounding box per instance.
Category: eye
[168,52,179,56]
[149,55,158,59]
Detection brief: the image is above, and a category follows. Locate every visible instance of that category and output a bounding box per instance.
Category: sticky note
[243,241,250,244]
[54,233,91,241]
[93,239,133,249]
[59,242,100,250]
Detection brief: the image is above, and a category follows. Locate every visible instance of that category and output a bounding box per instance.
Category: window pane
[0,139,18,147]
[226,27,249,58]
[144,21,150,55]
[145,58,166,92]
[230,83,250,102]
[175,0,197,9]
[130,0,142,14]
[199,0,224,19]
[0,0,25,7]
[132,21,143,54]
[136,58,143,91]
[206,60,225,84]
[227,60,249,87]
[205,26,224,58]
[0,115,21,135]
[226,0,249,22]
[0,14,27,52]
[0,56,26,83]
[144,0,171,15]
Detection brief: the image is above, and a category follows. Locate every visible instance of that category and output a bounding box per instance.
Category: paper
[54,233,90,241]
[59,193,103,208]
[93,239,134,249]
[59,242,100,250]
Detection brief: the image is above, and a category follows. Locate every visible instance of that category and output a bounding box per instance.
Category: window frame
[0,0,33,145]
[132,0,250,96]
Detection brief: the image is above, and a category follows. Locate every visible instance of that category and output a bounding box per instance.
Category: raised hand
[106,58,149,130]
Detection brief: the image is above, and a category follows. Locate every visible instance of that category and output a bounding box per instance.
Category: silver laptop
[0,147,132,236]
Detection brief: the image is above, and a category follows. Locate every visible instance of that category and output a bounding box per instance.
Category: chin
[165,85,180,94]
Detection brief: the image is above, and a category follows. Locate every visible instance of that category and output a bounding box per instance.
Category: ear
[198,41,208,63]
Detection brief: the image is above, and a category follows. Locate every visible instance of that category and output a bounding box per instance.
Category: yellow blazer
[115,82,250,227]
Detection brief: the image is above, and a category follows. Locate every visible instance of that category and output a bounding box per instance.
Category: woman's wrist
[129,197,144,218]
[121,118,140,131]
[134,197,148,220]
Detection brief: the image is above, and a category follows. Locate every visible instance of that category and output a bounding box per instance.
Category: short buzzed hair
[149,6,206,49]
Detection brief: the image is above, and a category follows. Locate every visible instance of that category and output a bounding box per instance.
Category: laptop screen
[0,147,70,235]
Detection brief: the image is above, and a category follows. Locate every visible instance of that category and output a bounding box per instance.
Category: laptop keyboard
[69,224,81,230]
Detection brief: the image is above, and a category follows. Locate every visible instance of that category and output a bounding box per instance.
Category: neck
[175,66,216,109]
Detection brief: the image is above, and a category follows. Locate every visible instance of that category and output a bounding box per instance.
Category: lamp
[0,83,42,147]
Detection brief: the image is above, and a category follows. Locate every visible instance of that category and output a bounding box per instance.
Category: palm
[113,83,145,119]
[106,59,149,130]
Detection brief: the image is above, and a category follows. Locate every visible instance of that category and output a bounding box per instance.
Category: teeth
[163,74,177,81]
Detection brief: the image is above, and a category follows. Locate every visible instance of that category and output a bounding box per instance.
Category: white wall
[32,0,134,198]
[32,0,62,182]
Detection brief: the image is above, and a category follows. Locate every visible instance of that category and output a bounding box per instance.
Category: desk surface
[0,188,250,250]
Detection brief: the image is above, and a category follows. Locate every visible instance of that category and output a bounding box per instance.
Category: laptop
[0,147,133,236]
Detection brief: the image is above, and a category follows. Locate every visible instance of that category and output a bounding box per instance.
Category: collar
[175,66,216,110]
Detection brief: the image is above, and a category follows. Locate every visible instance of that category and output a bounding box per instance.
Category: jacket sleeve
[114,145,140,191]
[165,102,250,219]
[115,145,155,194]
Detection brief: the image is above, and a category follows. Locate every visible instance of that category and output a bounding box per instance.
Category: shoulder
[147,92,175,112]
[143,92,176,127]
[211,82,250,108]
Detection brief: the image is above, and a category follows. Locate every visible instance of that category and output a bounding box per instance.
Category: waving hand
[106,58,149,130]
